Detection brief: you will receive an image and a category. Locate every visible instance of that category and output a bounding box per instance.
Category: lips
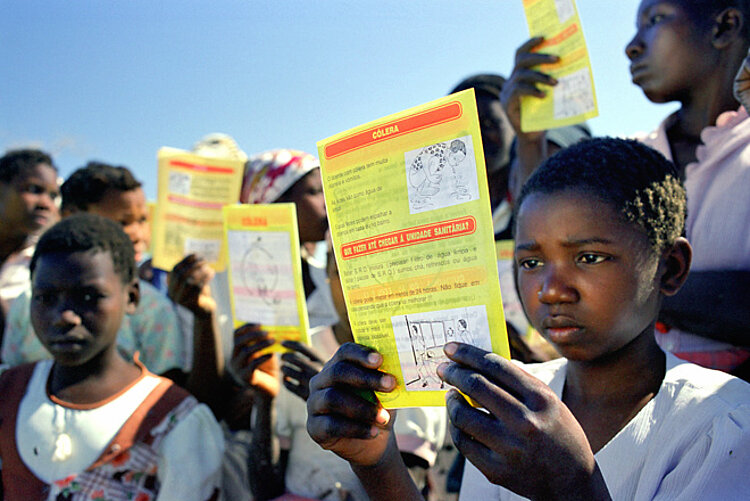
[629,63,648,82]
[541,316,584,343]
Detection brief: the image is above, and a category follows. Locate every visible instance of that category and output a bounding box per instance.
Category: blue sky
[2,0,675,199]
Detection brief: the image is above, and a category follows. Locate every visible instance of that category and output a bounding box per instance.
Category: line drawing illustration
[240,235,280,306]
[404,135,479,215]
[394,305,490,391]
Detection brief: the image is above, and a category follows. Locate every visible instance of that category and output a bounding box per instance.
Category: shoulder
[660,354,750,412]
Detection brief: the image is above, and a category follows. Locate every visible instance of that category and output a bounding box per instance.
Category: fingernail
[367,352,382,365]
[437,362,449,378]
[380,374,395,390]
[375,407,390,425]
[444,342,457,355]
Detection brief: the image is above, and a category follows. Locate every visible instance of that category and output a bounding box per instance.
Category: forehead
[32,250,120,287]
[89,187,146,214]
[10,163,58,185]
[515,191,650,248]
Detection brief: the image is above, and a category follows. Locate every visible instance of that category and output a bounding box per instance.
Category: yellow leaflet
[318,89,509,408]
[146,201,156,254]
[151,147,245,272]
[521,0,598,132]
[223,204,310,350]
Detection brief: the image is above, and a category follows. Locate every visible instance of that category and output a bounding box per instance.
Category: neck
[564,327,666,406]
[49,348,141,405]
[673,48,745,138]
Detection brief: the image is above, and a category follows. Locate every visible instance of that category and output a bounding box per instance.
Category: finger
[329,342,384,370]
[307,413,379,445]
[515,36,547,59]
[281,351,323,372]
[281,364,316,387]
[514,51,560,72]
[282,376,310,401]
[232,337,275,361]
[445,389,517,453]
[307,384,388,427]
[443,343,547,409]
[281,340,326,363]
[234,352,274,377]
[233,324,272,346]
[449,423,510,487]
[309,357,395,395]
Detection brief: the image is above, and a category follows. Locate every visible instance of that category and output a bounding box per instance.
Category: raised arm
[500,37,560,200]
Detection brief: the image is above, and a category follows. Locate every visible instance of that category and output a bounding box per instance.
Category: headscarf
[240,149,320,204]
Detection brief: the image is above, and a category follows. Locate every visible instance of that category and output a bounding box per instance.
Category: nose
[625,31,643,61]
[55,308,82,328]
[537,267,578,304]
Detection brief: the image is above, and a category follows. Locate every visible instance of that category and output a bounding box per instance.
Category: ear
[126,279,140,314]
[713,8,744,49]
[659,237,692,296]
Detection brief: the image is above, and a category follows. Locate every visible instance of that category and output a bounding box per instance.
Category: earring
[537,290,543,299]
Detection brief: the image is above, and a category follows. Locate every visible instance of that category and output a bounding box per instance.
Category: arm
[231,324,285,500]
[500,37,560,200]
[306,342,424,501]
[659,270,750,346]
[438,343,611,501]
[168,254,225,413]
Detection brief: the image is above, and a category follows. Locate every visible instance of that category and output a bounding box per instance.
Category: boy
[0,214,223,499]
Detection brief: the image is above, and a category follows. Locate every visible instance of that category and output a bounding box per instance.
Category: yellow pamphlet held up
[223,203,310,349]
[151,147,245,272]
[318,89,509,408]
[521,0,598,132]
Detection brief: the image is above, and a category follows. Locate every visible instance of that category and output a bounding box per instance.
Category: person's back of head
[61,161,141,215]
[516,137,686,253]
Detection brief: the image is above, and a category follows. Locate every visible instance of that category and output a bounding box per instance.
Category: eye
[577,253,609,265]
[647,13,665,26]
[519,258,543,270]
[32,292,57,306]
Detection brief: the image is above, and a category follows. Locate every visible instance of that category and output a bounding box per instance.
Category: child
[502,0,750,376]
[0,149,59,327]
[2,162,188,378]
[0,214,224,499]
[305,138,750,499]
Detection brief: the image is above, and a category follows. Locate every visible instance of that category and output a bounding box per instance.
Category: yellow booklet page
[318,89,509,408]
[223,204,310,349]
[152,147,245,272]
[521,0,598,132]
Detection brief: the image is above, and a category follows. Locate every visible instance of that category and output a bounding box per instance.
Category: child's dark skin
[29,250,141,404]
[501,0,750,350]
[306,189,691,500]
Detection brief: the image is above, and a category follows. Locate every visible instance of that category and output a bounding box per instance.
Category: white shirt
[459,354,750,500]
[14,360,225,501]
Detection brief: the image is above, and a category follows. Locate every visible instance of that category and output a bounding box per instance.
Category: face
[31,250,138,367]
[625,0,714,103]
[0,164,60,237]
[86,188,149,263]
[514,191,662,362]
[280,169,328,243]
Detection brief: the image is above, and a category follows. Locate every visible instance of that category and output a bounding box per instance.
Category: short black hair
[61,161,142,213]
[679,0,750,40]
[30,213,136,284]
[515,137,686,252]
[0,149,56,183]
[450,73,506,99]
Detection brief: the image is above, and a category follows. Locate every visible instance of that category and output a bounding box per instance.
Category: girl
[305,137,750,500]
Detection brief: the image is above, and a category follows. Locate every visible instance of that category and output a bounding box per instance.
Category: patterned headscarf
[240,149,320,204]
